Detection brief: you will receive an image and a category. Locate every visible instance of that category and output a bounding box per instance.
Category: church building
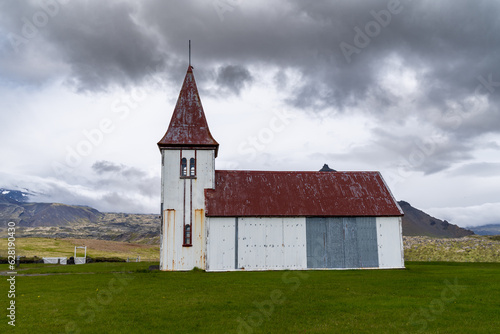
[157,65,404,271]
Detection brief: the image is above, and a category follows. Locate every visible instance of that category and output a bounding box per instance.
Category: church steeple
[158,63,218,271]
[157,66,219,156]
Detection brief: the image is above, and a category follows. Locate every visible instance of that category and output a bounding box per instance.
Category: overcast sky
[1,0,499,228]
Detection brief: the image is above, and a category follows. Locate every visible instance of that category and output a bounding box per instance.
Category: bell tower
[157,65,219,271]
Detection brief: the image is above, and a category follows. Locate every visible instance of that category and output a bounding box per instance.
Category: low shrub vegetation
[404,235,500,262]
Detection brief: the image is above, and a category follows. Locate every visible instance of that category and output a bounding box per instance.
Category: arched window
[189,158,196,176]
[181,158,187,176]
[183,224,192,246]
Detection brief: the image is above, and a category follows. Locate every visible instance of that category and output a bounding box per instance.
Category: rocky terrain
[5,212,160,244]
[404,235,500,262]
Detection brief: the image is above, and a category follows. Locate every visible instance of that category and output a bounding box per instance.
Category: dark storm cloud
[3,0,499,106]
[92,160,122,174]
[1,0,165,91]
[287,0,500,111]
[92,160,146,178]
[50,1,166,92]
[1,0,499,174]
[140,0,500,121]
[215,65,253,95]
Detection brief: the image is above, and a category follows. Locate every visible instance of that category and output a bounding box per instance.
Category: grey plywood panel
[326,218,345,268]
[356,217,379,268]
[306,218,327,268]
[343,218,360,268]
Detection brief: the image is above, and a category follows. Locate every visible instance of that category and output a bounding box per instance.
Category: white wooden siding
[376,216,405,268]
[160,149,215,270]
[206,217,307,271]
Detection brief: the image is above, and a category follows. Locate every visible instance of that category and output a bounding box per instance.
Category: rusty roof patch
[158,66,219,155]
[205,170,403,217]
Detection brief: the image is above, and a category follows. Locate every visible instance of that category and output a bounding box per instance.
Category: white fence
[42,257,67,265]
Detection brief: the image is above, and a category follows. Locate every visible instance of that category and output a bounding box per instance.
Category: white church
[157,65,404,272]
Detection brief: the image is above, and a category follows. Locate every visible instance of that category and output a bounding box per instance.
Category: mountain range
[0,188,102,227]
[468,224,500,235]
[398,201,473,238]
[0,188,476,241]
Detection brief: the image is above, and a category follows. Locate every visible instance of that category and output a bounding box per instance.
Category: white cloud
[427,203,500,228]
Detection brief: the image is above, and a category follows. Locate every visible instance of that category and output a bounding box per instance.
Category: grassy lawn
[0,237,159,261]
[1,262,499,333]
[0,262,153,275]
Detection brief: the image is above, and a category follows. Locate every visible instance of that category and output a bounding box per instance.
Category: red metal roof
[158,66,219,155]
[205,170,403,217]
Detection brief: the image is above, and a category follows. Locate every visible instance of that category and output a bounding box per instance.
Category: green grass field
[1,262,499,333]
[0,237,160,261]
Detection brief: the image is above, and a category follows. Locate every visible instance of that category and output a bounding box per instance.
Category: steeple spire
[157,66,219,156]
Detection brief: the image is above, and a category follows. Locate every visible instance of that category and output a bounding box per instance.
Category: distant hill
[398,201,474,238]
[468,224,500,236]
[0,188,103,227]
[0,188,159,243]
[16,202,103,227]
